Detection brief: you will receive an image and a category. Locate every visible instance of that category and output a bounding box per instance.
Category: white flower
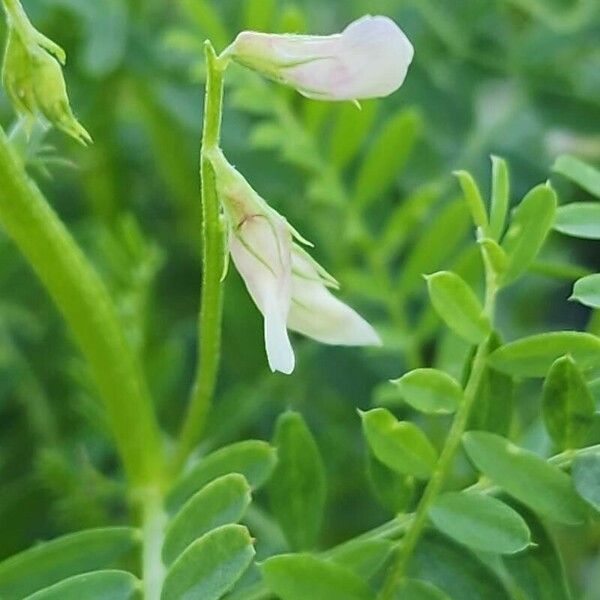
[223,15,413,101]
[210,149,381,374]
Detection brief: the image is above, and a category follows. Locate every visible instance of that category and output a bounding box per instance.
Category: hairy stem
[174,42,226,471]
[0,127,164,485]
[379,255,497,599]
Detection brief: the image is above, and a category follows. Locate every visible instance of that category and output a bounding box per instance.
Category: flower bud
[223,15,413,101]
[1,8,91,144]
[29,45,91,144]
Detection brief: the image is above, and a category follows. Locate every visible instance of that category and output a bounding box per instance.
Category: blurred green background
[0,0,599,594]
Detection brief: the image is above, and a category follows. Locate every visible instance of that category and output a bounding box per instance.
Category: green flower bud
[1,1,91,144]
[29,44,91,144]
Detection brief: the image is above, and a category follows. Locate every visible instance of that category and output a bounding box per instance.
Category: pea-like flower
[210,148,381,374]
[223,15,413,101]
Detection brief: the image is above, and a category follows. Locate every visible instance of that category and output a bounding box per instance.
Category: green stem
[379,257,497,599]
[0,127,163,486]
[174,41,226,471]
[140,486,168,600]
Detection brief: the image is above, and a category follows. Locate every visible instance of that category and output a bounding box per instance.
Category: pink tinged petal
[288,250,381,346]
[229,214,295,374]
[227,15,413,101]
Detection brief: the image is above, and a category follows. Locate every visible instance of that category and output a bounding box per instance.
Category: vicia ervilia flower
[223,15,413,101]
[209,149,381,374]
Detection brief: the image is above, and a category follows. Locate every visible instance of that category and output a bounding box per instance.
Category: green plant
[0,1,598,599]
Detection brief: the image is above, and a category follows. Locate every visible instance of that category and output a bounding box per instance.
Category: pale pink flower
[223,15,413,101]
[210,149,381,374]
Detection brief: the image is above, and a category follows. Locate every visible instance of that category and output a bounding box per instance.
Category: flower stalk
[174,41,226,471]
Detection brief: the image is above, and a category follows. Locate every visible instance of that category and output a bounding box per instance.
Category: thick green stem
[0,127,164,485]
[379,258,497,599]
[174,42,225,471]
[140,486,168,600]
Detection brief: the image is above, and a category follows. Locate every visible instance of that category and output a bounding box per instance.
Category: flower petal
[288,248,381,346]
[264,296,295,374]
[229,214,295,373]
[288,16,413,101]
[226,15,413,101]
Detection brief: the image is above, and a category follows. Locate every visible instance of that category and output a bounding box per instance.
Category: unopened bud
[29,44,92,144]
[1,1,91,144]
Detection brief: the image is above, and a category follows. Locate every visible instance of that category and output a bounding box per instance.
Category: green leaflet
[162,474,251,566]
[166,440,277,512]
[478,237,508,282]
[0,527,139,600]
[542,356,595,450]
[161,524,254,600]
[453,170,488,232]
[353,108,421,209]
[503,503,572,600]
[268,411,327,551]
[490,156,510,240]
[463,431,588,524]
[390,368,463,414]
[24,570,140,600]
[330,539,394,582]
[501,184,557,284]
[572,451,600,512]
[552,154,600,198]
[571,273,600,308]
[426,271,491,344]
[262,553,374,600]
[360,408,438,480]
[407,531,512,600]
[554,203,600,239]
[428,492,531,554]
[488,332,600,378]
[367,450,415,514]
